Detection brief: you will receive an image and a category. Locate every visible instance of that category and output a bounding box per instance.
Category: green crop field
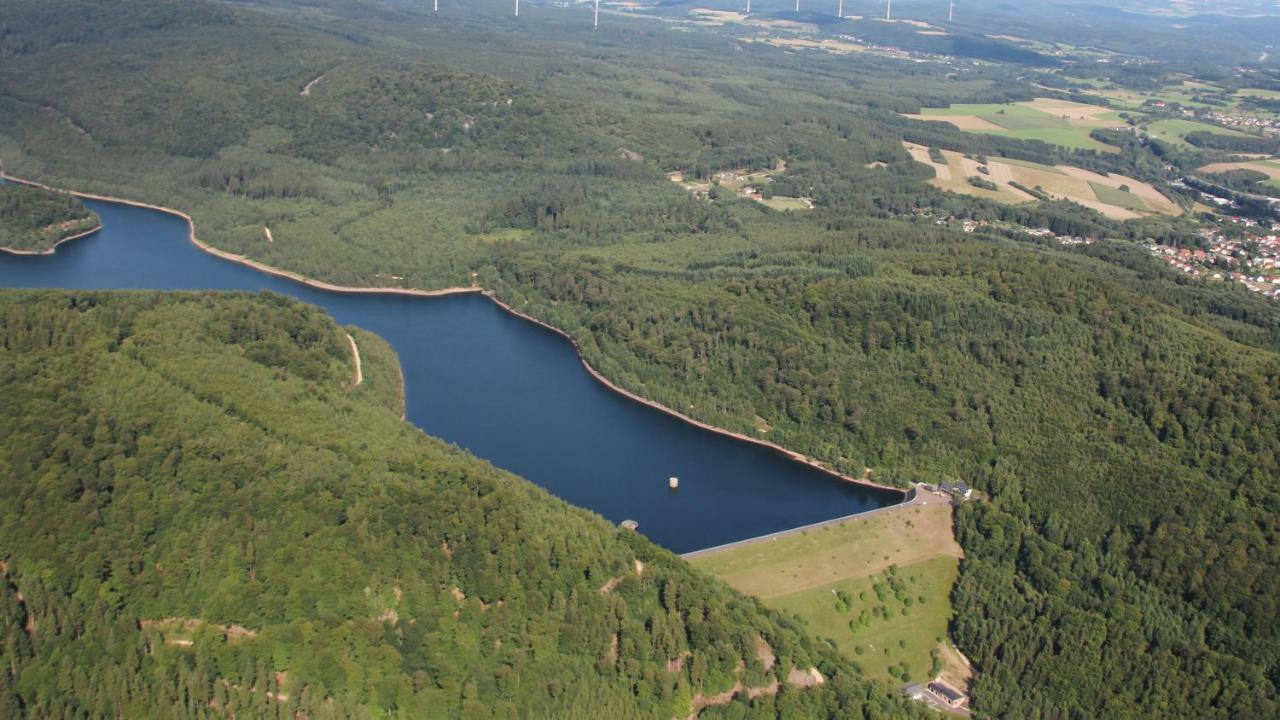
[912,101,1121,152]
[1145,118,1251,146]
[1239,88,1280,101]
[1088,181,1149,211]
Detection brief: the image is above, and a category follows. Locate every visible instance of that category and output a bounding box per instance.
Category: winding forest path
[300,73,326,96]
[346,333,363,386]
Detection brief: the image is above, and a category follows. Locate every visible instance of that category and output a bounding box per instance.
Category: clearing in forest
[691,499,968,687]
[752,36,867,54]
[903,98,1130,152]
[903,142,1181,220]
[670,167,813,211]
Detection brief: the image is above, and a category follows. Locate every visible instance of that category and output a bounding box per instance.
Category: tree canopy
[0,290,928,719]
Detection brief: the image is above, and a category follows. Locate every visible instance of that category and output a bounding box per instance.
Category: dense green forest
[3,0,1280,717]
[0,290,929,719]
[0,184,98,253]
[487,227,1280,718]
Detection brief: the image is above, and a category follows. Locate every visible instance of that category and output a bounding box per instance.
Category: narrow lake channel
[0,193,901,552]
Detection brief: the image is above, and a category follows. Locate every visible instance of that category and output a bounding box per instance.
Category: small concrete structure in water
[669,476,679,489]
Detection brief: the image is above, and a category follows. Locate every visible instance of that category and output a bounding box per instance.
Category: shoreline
[0,221,102,257]
[484,295,907,498]
[1,173,486,299]
[0,171,906,504]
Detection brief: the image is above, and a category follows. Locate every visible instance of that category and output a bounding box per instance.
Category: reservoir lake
[0,194,901,553]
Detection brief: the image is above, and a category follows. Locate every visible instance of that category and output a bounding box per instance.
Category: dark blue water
[0,195,900,552]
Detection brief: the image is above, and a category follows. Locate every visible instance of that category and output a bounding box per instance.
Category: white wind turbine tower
[745,0,750,15]
[795,0,800,12]
[949,0,954,22]
[594,0,600,28]
[515,0,520,16]
[886,0,892,20]
[837,0,843,18]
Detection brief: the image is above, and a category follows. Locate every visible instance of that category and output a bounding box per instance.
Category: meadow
[1088,181,1150,212]
[770,557,959,686]
[1200,158,1280,190]
[691,500,966,687]
[1144,118,1252,146]
[1239,88,1280,101]
[1094,80,1223,111]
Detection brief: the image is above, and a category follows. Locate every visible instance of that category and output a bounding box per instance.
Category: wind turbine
[837,0,843,18]
[594,0,600,27]
[949,0,954,22]
[795,0,800,12]
[745,0,751,15]
[886,0,892,20]
[515,0,519,16]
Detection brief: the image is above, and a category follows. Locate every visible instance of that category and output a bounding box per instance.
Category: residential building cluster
[1147,223,1280,299]
[1144,100,1280,134]
[1204,110,1280,133]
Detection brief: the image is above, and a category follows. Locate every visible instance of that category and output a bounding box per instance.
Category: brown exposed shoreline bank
[0,172,905,501]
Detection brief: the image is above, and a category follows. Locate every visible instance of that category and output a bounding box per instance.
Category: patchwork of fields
[1094,80,1221,111]
[1090,80,1280,120]
[904,143,1181,220]
[904,98,1130,152]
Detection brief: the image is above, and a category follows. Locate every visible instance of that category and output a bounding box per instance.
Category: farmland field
[1199,158,1280,190]
[904,143,1181,220]
[904,98,1129,152]
[1145,118,1251,146]
[1089,181,1149,212]
[1095,80,1222,111]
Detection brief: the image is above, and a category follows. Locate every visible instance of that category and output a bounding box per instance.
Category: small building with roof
[928,680,968,709]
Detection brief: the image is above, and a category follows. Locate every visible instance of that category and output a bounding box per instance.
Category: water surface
[0,195,900,552]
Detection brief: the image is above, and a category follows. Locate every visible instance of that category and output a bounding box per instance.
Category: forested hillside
[0,291,926,719]
[489,223,1280,718]
[0,0,1163,288]
[3,0,1280,717]
[0,184,98,253]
